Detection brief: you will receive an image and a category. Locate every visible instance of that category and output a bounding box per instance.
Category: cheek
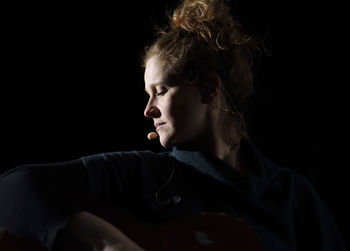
[167,93,206,130]
[160,101,180,126]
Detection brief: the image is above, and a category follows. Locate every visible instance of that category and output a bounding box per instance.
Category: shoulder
[242,138,317,198]
[249,143,319,202]
[263,157,324,208]
[79,150,173,197]
[80,150,172,170]
[263,156,315,190]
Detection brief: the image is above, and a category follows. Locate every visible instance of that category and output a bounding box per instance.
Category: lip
[154,122,166,132]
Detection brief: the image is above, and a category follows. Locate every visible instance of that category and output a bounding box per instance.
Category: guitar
[0,212,264,251]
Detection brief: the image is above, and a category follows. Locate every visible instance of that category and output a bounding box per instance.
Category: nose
[144,99,161,118]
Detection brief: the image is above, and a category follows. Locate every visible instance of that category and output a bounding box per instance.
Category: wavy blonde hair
[143,0,261,141]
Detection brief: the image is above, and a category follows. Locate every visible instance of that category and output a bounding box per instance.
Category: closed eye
[156,89,168,96]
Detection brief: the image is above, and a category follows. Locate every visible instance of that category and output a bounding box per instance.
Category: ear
[200,72,221,104]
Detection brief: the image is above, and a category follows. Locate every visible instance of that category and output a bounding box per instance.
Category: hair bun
[171,0,239,48]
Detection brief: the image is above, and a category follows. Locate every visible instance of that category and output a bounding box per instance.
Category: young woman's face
[144,56,209,148]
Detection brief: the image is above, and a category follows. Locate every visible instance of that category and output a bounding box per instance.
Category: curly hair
[142,0,261,141]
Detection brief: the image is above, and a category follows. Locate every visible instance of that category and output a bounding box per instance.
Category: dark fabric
[0,160,89,250]
[0,139,346,250]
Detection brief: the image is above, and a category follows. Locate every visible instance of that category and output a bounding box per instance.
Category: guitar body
[0,231,47,251]
[140,212,264,251]
[0,212,264,251]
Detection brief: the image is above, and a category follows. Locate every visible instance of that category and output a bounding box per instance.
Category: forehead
[144,56,169,89]
[144,57,166,86]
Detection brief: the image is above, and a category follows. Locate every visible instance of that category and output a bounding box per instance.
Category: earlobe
[200,72,221,104]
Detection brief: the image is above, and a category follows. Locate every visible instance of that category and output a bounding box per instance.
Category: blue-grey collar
[171,138,267,196]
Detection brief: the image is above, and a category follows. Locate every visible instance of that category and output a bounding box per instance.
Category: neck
[176,104,246,173]
[208,106,245,173]
[211,133,244,173]
[177,129,245,173]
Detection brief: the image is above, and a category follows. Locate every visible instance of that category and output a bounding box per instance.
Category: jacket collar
[171,137,268,196]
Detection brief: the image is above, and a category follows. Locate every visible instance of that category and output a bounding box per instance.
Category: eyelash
[156,89,167,96]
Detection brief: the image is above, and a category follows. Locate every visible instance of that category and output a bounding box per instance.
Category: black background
[3,0,349,247]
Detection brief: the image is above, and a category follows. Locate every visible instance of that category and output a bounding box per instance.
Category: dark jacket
[0,139,346,250]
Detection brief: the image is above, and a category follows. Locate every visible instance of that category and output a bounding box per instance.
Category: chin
[159,138,174,149]
[159,133,178,149]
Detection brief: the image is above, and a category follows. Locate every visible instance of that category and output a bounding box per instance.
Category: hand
[103,242,146,251]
